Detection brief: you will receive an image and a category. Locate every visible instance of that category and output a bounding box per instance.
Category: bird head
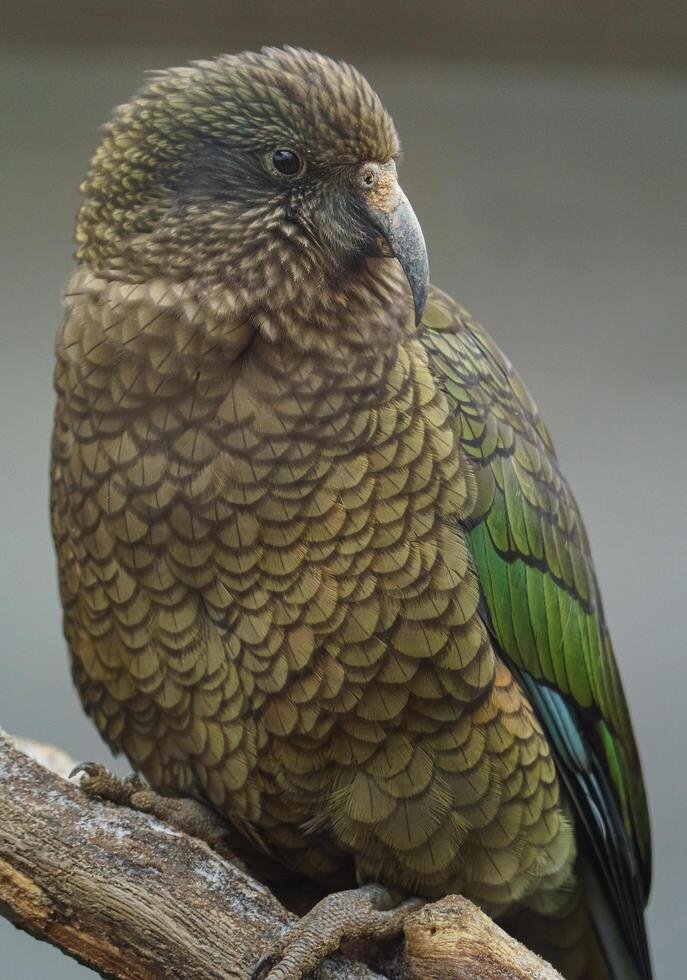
[76,47,429,336]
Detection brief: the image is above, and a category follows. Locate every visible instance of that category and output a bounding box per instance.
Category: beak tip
[412,283,428,327]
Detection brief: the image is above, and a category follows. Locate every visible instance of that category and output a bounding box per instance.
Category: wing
[420,286,652,974]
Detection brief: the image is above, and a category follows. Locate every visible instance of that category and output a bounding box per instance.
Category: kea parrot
[51,47,653,980]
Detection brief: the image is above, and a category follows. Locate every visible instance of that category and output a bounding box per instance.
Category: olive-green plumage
[51,48,652,979]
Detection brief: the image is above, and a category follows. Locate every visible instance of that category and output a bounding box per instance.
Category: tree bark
[0,731,562,979]
[402,896,563,979]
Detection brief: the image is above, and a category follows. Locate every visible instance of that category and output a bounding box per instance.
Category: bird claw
[250,951,274,980]
[70,761,231,848]
[68,760,94,779]
[69,761,143,805]
[251,884,420,980]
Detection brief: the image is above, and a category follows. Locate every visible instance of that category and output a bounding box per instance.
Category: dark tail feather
[579,859,651,980]
[516,675,653,979]
[504,864,651,980]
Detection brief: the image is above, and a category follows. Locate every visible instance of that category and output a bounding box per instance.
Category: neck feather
[62,257,415,408]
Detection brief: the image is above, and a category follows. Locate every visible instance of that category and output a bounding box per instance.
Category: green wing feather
[420,286,651,965]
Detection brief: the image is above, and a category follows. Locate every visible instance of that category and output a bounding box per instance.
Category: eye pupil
[272,148,301,176]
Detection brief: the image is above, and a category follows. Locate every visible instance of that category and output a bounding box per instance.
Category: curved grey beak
[364,175,429,326]
[371,190,429,325]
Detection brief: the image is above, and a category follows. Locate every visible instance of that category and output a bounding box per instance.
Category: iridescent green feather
[420,286,651,898]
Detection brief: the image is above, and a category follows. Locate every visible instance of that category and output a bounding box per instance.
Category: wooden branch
[403,897,562,979]
[0,730,561,979]
[0,731,378,980]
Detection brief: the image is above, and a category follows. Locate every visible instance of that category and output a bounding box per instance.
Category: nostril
[361,165,378,188]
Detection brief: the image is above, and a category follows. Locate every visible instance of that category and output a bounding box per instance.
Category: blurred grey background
[1,2,685,977]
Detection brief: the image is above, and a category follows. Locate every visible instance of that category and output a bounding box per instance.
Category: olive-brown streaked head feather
[76,47,428,337]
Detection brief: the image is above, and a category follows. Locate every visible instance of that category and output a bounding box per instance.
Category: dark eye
[271,148,303,177]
